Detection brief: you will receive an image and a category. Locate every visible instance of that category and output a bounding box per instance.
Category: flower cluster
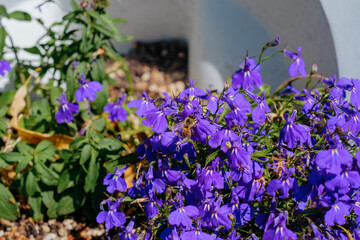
[98,40,360,239]
[56,73,127,124]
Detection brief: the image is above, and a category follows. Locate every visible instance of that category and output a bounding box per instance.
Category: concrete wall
[2,0,360,91]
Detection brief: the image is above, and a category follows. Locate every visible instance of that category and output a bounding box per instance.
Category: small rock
[48,219,56,226]
[58,227,67,237]
[141,72,151,82]
[0,230,4,237]
[43,233,58,240]
[41,224,50,233]
[148,83,158,92]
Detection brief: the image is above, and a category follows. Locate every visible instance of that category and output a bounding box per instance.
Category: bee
[174,114,198,151]
[182,114,197,139]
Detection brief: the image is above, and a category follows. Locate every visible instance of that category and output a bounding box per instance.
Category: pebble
[0,230,4,237]
[41,224,50,233]
[58,227,67,237]
[43,233,58,240]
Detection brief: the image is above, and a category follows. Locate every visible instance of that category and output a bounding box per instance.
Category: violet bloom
[324,201,350,226]
[179,78,206,99]
[104,94,127,122]
[232,57,262,91]
[262,211,297,240]
[224,89,251,125]
[198,158,224,190]
[314,139,353,174]
[324,170,360,194]
[0,60,11,76]
[279,110,311,148]
[96,199,126,229]
[141,107,175,134]
[207,89,223,114]
[145,192,161,219]
[246,90,270,124]
[283,46,306,77]
[55,93,79,124]
[294,89,318,113]
[181,220,213,240]
[204,196,232,230]
[350,79,360,108]
[128,92,156,117]
[267,167,297,199]
[103,166,128,193]
[168,194,199,228]
[119,217,139,240]
[75,73,102,102]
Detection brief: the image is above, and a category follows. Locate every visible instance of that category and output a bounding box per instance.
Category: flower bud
[311,64,318,75]
[224,80,230,90]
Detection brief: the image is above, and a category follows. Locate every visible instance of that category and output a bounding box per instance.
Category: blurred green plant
[0,0,139,221]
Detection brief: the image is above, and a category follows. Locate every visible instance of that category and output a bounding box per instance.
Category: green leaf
[0,5,8,17]
[205,150,220,166]
[84,149,100,193]
[41,191,58,218]
[16,155,32,173]
[25,170,40,197]
[34,159,59,186]
[34,140,56,162]
[28,196,43,220]
[50,87,62,106]
[0,183,19,220]
[32,99,51,120]
[23,46,41,55]
[0,152,23,163]
[0,27,7,53]
[79,27,89,53]
[8,11,31,21]
[16,141,34,157]
[94,80,108,115]
[90,58,105,82]
[66,66,75,101]
[57,187,86,216]
[80,144,92,165]
[104,153,138,172]
[57,169,75,194]
[91,117,106,132]
[0,90,15,109]
[0,119,7,137]
[99,137,122,152]
[70,0,82,11]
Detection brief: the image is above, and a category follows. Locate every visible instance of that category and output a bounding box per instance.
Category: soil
[0,40,188,240]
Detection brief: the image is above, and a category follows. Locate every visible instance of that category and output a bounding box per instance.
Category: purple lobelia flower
[168,193,199,228]
[179,78,206,99]
[350,78,360,109]
[128,92,156,117]
[55,93,79,124]
[324,169,360,194]
[104,94,127,122]
[279,110,311,148]
[145,192,162,219]
[262,211,297,240]
[283,46,306,77]
[103,166,128,193]
[181,219,213,240]
[119,217,139,240]
[246,90,270,124]
[267,167,297,199]
[198,158,224,191]
[0,60,11,76]
[75,74,102,102]
[96,199,126,229]
[207,89,223,114]
[204,195,232,230]
[314,138,353,174]
[324,201,350,226]
[232,57,262,91]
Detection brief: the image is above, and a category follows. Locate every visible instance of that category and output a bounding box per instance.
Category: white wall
[2,0,359,92]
